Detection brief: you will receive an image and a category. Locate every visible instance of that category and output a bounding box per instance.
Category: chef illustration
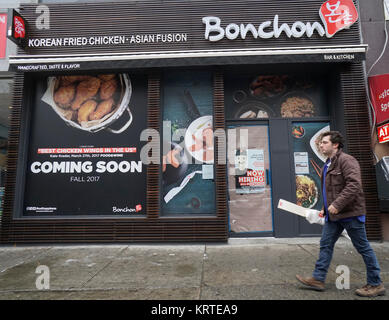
[235,149,248,192]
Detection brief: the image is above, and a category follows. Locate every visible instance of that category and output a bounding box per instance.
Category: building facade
[0,0,388,243]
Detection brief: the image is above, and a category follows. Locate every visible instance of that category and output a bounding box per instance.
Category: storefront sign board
[13,1,361,54]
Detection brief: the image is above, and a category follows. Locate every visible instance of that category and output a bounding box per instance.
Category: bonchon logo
[112,205,143,213]
[319,0,358,38]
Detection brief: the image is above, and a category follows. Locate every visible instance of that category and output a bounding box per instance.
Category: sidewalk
[0,237,388,300]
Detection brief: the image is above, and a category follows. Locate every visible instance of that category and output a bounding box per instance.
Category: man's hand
[328,205,339,215]
[319,209,325,218]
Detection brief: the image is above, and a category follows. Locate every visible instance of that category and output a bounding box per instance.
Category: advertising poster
[235,149,266,194]
[23,73,148,216]
[0,14,6,59]
[292,122,330,210]
[161,70,216,215]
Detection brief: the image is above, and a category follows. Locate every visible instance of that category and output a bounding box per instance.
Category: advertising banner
[369,73,389,125]
[6,9,26,46]
[23,73,148,216]
[0,14,6,59]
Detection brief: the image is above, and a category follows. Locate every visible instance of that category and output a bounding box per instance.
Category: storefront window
[161,70,216,215]
[227,124,273,234]
[225,74,329,120]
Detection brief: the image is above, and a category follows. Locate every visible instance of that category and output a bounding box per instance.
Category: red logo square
[319,0,358,38]
[14,16,25,39]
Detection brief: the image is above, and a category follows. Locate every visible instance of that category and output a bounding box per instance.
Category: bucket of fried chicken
[41,74,132,134]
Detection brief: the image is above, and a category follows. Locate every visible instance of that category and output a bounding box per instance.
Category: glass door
[227,124,273,235]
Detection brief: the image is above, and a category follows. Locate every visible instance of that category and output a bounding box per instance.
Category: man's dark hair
[321,131,344,149]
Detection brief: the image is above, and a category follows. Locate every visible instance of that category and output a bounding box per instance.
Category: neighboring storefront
[0,0,382,243]
[360,0,389,240]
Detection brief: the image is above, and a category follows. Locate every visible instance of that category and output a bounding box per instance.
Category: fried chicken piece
[54,84,76,109]
[60,75,92,86]
[71,77,101,111]
[89,98,114,121]
[100,79,118,100]
[98,74,116,81]
[77,100,97,123]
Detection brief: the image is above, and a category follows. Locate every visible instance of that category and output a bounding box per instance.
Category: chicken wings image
[77,100,97,123]
[100,78,118,100]
[60,75,92,86]
[71,77,101,110]
[98,74,116,81]
[54,84,76,109]
[89,98,114,121]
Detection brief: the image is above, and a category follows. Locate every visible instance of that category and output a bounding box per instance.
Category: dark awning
[9,44,368,72]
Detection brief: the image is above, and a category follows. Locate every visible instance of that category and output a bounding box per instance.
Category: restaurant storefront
[0,0,382,243]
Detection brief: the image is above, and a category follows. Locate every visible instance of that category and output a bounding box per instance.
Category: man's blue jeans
[312,218,382,286]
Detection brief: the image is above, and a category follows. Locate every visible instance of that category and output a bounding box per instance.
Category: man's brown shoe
[296,275,325,291]
[355,284,386,297]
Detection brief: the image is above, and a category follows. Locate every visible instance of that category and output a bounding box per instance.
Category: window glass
[162,70,215,215]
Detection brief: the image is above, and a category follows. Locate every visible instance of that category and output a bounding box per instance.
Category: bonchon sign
[203,0,358,41]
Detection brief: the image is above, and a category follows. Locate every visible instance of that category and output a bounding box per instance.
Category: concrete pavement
[0,237,388,300]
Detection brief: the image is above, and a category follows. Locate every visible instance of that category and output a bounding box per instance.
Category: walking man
[296,131,385,297]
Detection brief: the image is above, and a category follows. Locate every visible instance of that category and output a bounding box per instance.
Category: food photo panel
[161,70,216,215]
[292,122,330,210]
[224,73,329,120]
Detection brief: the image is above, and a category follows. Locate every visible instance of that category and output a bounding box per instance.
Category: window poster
[292,122,330,210]
[161,70,216,215]
[22,73,148,216]
[294,152,310,174]
[235,149,266,194]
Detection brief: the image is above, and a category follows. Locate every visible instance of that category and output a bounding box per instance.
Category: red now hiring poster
[369,74,389,125]
[0,14,7,59]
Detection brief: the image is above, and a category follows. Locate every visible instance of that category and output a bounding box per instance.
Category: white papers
[202,165,214,179]
[294,152,309,174]
[277,199,310,217]
[278,198,350,240]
